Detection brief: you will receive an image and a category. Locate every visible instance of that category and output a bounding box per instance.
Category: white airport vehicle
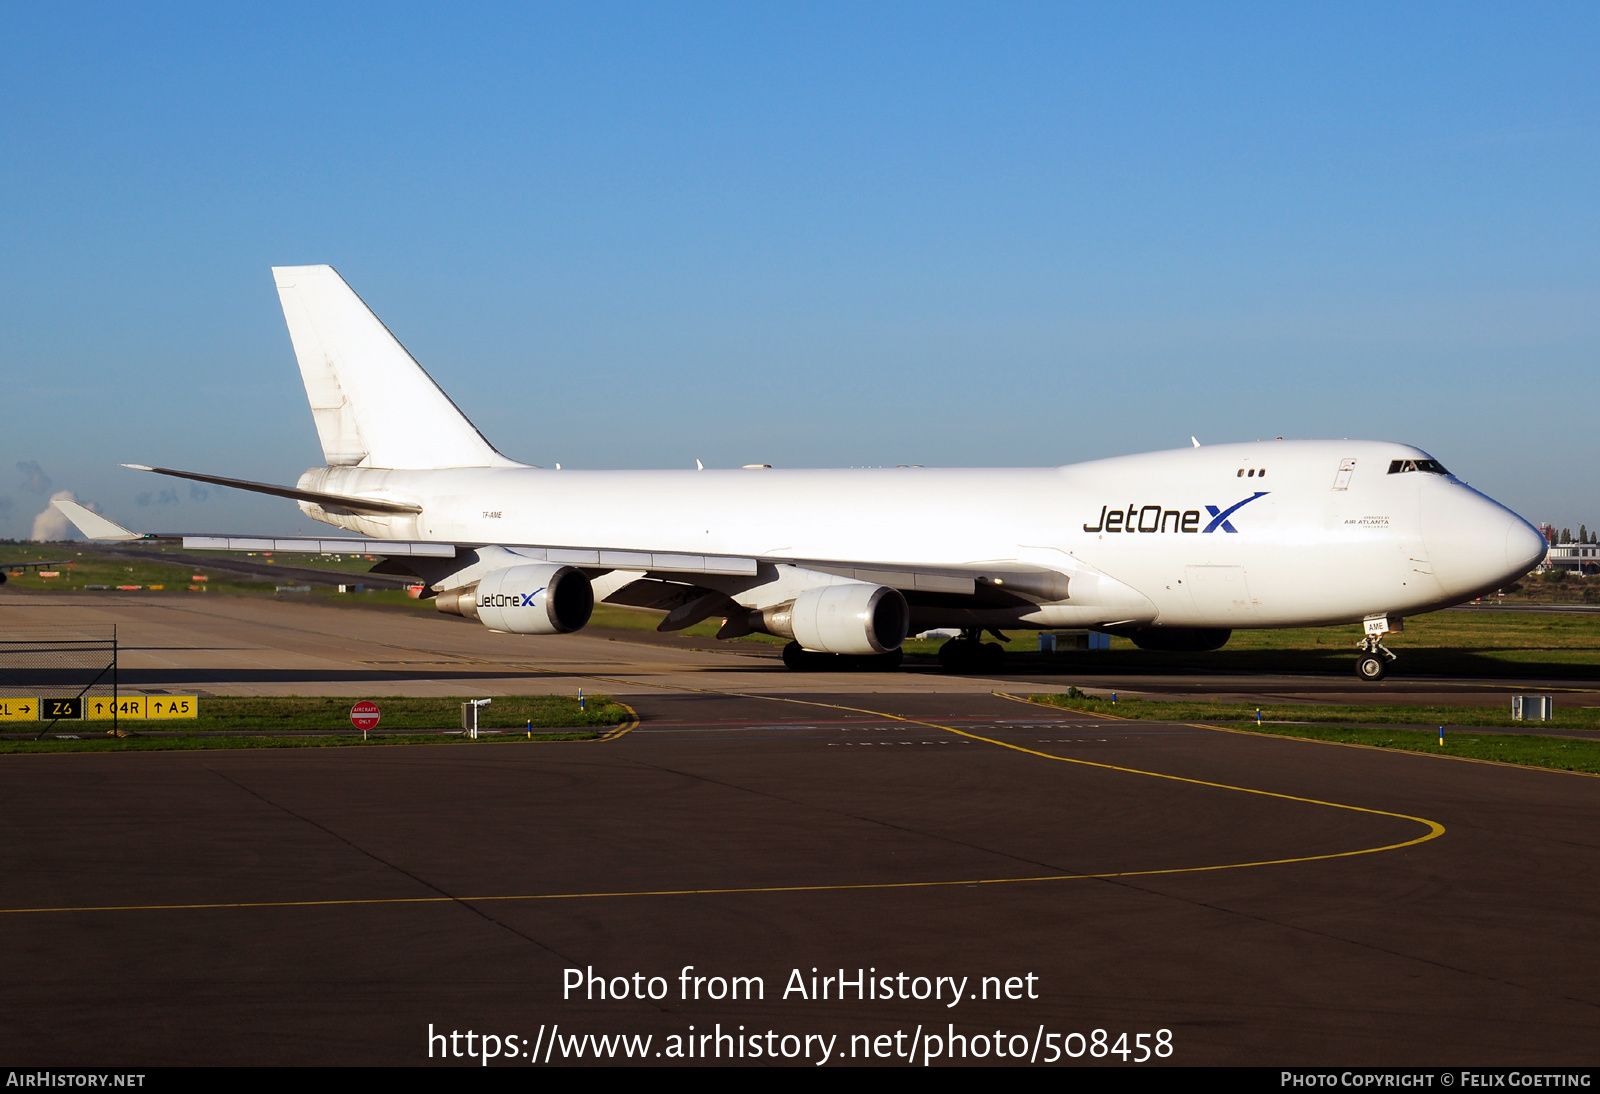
[54,265,1548,680]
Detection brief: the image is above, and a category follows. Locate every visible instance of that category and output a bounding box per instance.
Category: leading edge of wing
[47,501,1066,601]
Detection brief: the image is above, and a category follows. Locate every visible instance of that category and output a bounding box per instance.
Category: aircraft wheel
[783,642,826,671]
[939,639,975,672]
[784,644,903,671]
[1355,653,1388,682]
[871,648,904,671]
[940,639,1004,673]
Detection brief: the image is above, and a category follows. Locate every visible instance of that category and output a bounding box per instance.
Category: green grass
[1493,571,1600,606]
[1028,693,1600,729]
[184,694,628,731]
[1,544,264,594]
[0,542,421,600]
[587,603,788,644]
[970,609,1600,680]
[0,731,604,754]
[1221,723,1600,774]
[2,694,629,753]
[598,599,1600,668]
[1028,694,1600,774]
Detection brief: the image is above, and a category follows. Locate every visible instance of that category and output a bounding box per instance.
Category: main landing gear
[1355,635,1397,682]
[781,643,903,672]
[938,628,1008,673]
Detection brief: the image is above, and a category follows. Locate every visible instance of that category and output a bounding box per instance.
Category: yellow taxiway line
[0,683,1446,917]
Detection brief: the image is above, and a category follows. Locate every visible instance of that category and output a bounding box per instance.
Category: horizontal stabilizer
[122,464,422,516]
[50,499,144,541]
[46,497,454,558]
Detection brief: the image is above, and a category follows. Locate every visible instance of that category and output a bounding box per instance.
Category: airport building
[1542,542,1600,576]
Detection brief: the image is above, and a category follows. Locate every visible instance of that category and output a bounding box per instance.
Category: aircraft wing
[50,498,1071,610]
[92,466,1074,604]
[50,499,444,555]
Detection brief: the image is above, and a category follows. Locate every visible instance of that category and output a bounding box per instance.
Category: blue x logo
[519,587,546,607]
[1203,492,1268,533]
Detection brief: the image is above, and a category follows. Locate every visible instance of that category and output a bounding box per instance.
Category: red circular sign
[350,701,381,731]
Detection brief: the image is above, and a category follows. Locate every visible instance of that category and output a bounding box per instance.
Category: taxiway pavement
[4,591,1598,709]
[0,592,1596,1065]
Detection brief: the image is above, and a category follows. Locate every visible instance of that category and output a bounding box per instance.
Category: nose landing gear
[1355,635,1397,681]
[1355,614,1403,682]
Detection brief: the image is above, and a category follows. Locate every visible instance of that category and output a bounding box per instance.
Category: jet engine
[761,583,909,655]
[434,564,594,635]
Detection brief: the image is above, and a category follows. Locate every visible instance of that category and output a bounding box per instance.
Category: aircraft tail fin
[271,265,521,470]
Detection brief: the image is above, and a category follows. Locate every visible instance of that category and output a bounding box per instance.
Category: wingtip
[50,497,142,541]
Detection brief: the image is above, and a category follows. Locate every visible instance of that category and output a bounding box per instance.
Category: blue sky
[3,3,1597,537]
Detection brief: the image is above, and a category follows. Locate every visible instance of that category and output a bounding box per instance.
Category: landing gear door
[1332,459,1356,491]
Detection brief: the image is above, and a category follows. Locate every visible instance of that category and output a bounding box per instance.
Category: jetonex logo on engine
[1083,492,1267,534]
[480,587,546,608]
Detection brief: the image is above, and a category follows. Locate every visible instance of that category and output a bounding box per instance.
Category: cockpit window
[1387,459,1450,476]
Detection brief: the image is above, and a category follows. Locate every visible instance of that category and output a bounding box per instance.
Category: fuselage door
[1332,459,1356,491]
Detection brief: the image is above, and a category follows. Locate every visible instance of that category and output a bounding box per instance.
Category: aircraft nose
[1422,485,1546,598]
[1504,515,1549,576]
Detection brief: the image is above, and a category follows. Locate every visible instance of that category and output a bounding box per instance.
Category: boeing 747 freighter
[56,265,1547,680]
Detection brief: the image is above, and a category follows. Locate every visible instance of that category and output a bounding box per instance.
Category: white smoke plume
[30,490,96,542]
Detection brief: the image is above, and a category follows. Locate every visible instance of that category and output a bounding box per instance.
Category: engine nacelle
[435,564,594,635]
[764,583,909,655]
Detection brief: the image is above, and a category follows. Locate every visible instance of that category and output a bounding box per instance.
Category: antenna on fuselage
[1191,436,1201,447]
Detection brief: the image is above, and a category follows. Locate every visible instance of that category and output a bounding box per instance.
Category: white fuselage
[295,439,1546,633]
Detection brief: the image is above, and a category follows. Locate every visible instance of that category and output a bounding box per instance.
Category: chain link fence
[0,626,121,736]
